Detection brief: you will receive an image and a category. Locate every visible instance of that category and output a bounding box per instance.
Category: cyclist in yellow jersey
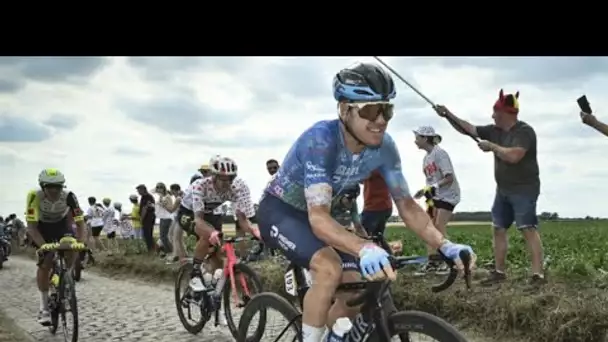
[25,168,86,326]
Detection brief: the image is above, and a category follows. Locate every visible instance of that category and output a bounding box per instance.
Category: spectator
[86,197,106,252]
[361,170,393,237]
[266,159,279,176]
[101,198,118,255]
[412,126,461,274]
[127,195,142,239]
[190,164,212,184]
[435,89,544,286]
[6,213,25,247]
[580,111,608,136]
[155,182,174,259]
[114,202,132,239]
[137,184,156,254]
[168,184,183,263]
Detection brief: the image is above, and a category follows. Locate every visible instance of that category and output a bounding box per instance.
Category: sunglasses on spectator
[348,102,394,122]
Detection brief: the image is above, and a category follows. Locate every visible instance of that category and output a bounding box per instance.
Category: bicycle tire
[61,272,79,342]
[174,262,207,334]
[73,255,82,282]
[223,263,264,340]
[237,292,302,342]
[0,248,4,269]
[381,310,468,342]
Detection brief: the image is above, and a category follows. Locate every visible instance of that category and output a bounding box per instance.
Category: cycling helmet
[38,168,66,186]
[113,202,122,210]
[210,156,238,176]
[129,194,138,201]
[333,63,396,102]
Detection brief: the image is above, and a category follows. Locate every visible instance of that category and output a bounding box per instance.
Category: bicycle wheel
[237,292,302,342]
[58,271,79,342]
[223,263,264,339]
[384,310,468,342]
[174,262,209,334]
[72,254,82,282]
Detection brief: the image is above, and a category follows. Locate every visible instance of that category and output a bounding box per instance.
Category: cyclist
[25,169,86,326]
[257,62,476,342]
[413,126,461,275]
[176,156,260,292]
[331,184,365,236]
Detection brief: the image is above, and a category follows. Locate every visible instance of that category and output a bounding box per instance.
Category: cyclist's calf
[304,247,343,328]
[328,270,363,327]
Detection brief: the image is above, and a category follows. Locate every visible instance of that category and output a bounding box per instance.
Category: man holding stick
[434,89,545,287]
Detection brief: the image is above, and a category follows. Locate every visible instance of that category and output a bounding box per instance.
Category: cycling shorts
[176,206,223,238]
[257,194,358,272]
[34,217,74,248]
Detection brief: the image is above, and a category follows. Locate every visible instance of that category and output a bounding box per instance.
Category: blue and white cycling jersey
[265,119,411,212]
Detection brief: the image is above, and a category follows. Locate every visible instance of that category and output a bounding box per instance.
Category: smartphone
[577,95,593,114]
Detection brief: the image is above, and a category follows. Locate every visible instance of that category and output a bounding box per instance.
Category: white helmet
[39,168,66,186]
[209,156,238,176]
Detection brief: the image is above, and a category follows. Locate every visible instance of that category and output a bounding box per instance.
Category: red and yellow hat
[493,89,520,114]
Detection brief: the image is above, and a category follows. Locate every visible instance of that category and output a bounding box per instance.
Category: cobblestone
[0,257,234,342]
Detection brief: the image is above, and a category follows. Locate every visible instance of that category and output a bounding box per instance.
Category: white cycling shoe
[189,277,206,292]
[37,310,51,326]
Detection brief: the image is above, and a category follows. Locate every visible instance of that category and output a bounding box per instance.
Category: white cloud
[1,56,607,218]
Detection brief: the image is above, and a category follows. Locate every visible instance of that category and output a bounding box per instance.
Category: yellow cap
[199,164,210,171]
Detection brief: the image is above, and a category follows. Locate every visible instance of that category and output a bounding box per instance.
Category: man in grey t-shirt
[434,89,545,287]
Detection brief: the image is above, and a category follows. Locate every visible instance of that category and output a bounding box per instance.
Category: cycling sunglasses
[348,102,394,122]
[43,184,63,190]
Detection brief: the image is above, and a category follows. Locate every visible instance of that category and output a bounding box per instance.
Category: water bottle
[326,317,353,342]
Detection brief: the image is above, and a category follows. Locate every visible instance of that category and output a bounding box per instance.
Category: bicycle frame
[221,239,253,303]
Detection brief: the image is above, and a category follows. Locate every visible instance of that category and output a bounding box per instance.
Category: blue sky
[1,56,607,218]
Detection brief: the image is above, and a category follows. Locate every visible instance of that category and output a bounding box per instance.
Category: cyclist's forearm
[309,212,367,257]
[396,198,445,250]
[27,223,46,247]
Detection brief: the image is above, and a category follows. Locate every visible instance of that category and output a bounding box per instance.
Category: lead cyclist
[257,62,477,342]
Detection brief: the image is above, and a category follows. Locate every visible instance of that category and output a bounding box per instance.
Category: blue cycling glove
[439,240,474,260]
[358,244,391,278]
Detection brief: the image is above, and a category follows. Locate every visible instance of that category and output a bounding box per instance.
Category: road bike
[237,235,472,342]
[175,234,264,339]
[39,236,88,342]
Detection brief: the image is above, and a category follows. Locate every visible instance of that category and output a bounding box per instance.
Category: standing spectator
[87,197,106,252]
[6,213,25,248]
[128,195,142,240]
[137,184,156,254]
[266,159,279,176]
[155,182,174,259]
[101,198,118,255]
[580,110,608,136]
[412,126,461,274]
[168,184,183,263]
[190,164,212,184]
[361,170,393,237]
[114,202,132,239]
[435,89,544,286]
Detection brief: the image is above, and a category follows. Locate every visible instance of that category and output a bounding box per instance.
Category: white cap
[413,126,442,143]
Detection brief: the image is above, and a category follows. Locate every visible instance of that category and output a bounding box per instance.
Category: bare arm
[308,185,367,257]
[27,222,46,247]
[589,118,608,137]
[489,145,526,163]
[395,197,445,249]
[435,105,479,137]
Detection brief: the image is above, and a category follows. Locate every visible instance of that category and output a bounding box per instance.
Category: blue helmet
[333,63,396,102]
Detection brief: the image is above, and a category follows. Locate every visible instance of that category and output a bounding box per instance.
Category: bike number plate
[284,269,297,296]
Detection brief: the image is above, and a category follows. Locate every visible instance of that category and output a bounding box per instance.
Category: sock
[39,291,49,311]
[302,324,325,342]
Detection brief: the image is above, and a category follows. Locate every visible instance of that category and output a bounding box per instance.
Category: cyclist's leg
[204,213,224,271]
[233,217,247,258]
[34,221,61,323]
[327,260,362,328]
[258,195,342,342]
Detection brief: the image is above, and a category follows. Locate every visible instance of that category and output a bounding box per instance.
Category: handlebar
[36,237,89,253]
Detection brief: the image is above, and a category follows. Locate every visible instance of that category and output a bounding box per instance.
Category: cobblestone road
[1,257,498,342]
[0,257,234,342]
